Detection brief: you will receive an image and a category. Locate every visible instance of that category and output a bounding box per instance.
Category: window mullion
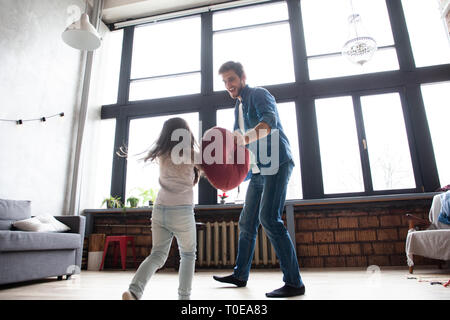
[398,88,423,192]
[110,113,130,200]
[385,0,415,71]
[298,97,324,199]
[201,11,213,95]
[117,26,134,105]
[404,85,440,192]
[111,26,134,200]
[352,95,373,194]
[199,11,217,204]
[287,0,309,83]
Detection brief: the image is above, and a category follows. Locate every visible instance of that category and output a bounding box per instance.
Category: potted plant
[126,196,139,208]
[101,196,122,209]
[138,187,158,206]
[218,192,229,204]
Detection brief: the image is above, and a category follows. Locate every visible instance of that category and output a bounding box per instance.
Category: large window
[301,0,398,79]
[129,16,201,100]
[213,2,295,90]
[316,92,416,195]
[101,0,450,204]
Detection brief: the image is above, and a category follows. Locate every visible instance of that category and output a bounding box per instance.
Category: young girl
[123,117,200,300]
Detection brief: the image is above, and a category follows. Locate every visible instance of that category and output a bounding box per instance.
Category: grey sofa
[0,199,85,285]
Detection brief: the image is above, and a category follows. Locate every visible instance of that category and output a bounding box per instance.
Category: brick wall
[83,196,440,270]
[293,198,435,268]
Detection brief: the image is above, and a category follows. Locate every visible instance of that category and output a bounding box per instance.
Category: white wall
[0,0,88,216]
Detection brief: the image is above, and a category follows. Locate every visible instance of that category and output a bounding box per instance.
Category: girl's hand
[233,131,246,146]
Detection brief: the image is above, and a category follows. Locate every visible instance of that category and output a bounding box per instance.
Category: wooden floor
[0,267,449,300]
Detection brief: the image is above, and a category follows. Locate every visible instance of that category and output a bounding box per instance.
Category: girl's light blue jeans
[128,204,196,300]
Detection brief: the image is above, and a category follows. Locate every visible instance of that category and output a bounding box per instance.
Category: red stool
[99,236,137,270]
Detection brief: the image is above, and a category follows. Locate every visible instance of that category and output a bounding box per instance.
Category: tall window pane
[402,0,450,67]
[213,2,294,90]
[99,29,123,105]
[421,81,450,186]
[93,119,116,208]
[126,113,200,205]
[315,96,364,194]
[130,16,201,100]
[277,102,302,199]
[301,0,398,80]
[361,93,415,190]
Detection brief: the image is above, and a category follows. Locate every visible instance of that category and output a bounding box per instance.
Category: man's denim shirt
[233,85,293,175]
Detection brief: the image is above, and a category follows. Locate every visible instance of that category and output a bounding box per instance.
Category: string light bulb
[0,112,65,126]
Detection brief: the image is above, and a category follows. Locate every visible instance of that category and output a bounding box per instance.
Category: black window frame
[314,87,423,198]
[101,0,450,204]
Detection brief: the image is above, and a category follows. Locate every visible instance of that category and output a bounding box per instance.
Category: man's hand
[234,121,272,146]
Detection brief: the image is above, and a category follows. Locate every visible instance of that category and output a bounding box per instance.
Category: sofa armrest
[55,216,86,272]
[55,216,85,235]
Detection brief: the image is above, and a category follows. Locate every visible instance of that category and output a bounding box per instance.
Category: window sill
[84,192,438,214]
[285,192,438,207]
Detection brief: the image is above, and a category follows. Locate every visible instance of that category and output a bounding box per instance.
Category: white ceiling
[102,0,237,24]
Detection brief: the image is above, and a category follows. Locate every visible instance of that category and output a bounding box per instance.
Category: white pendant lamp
[62,12,101,51]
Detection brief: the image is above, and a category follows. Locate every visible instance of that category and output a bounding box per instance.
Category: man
[213,61,305,298]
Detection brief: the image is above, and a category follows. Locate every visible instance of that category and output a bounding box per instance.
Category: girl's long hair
[143,117,200,185]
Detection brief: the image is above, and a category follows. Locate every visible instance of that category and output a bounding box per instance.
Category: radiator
[197,221,278,267]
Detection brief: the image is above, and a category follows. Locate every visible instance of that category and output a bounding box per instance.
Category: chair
[99,235,137,270]
[405,193,450,273]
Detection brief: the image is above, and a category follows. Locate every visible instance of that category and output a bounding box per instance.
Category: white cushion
[13,214,70,232]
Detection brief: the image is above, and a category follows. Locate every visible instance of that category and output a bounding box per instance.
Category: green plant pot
[127,198,139,208]
[106,200,115,208]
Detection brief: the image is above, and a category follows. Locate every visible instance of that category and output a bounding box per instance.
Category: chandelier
[342,10,377,66]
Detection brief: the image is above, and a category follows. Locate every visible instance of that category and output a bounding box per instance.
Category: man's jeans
[233,160,303,288]
[129,205,196,300]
